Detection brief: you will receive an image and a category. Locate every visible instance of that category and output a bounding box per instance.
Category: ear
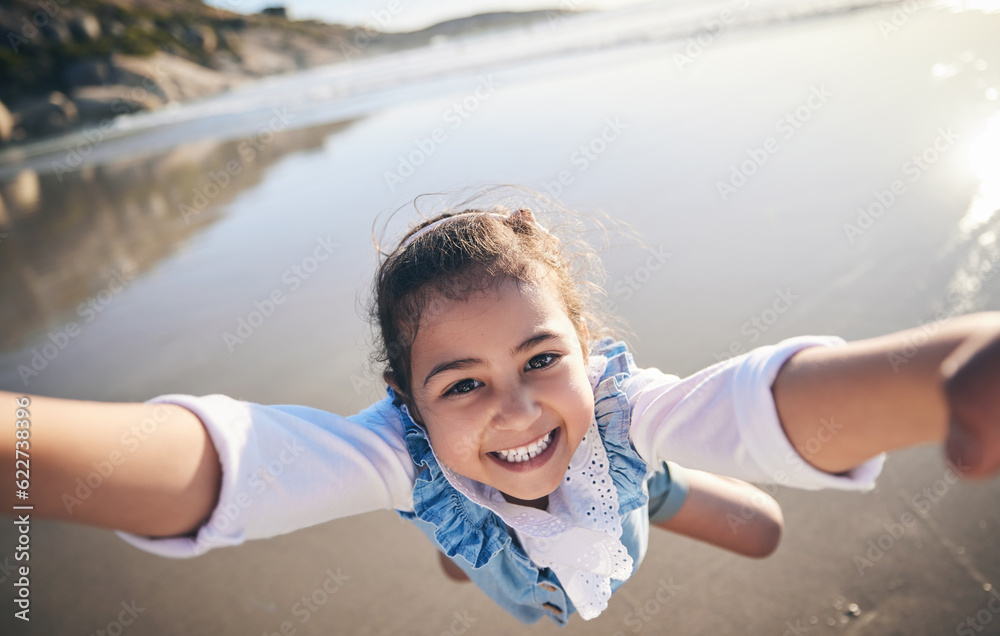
[383,371,403,395]
[384,371,423,423]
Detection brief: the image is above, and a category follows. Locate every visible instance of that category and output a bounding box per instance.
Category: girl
[3,205,999,625]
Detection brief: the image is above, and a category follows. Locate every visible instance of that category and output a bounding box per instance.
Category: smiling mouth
[488,428,559,470]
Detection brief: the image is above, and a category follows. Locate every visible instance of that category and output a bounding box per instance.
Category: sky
[204,0,647,32]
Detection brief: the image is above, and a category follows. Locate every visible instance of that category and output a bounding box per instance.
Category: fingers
[942,328,1000,479]
[944,410,1000,479]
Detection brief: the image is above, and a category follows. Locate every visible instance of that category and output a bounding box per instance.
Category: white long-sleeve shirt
[118,335,883,558]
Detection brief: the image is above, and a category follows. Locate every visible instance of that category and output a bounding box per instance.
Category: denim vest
[393,340,650,625]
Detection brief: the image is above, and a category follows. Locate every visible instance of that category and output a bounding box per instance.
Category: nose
[492,382,542,431]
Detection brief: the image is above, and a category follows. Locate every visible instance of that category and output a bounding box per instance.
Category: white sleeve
[628,336,885,491]
[116,394,416,559]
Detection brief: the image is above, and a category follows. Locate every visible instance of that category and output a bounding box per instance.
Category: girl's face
[406,277,595,504]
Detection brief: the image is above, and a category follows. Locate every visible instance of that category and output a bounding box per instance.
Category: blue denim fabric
[394,339,655,626]
[647,461,690,525]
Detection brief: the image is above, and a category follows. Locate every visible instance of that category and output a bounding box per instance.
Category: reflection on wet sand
[0,118,358,352]
[945,110,1000,317]
[0,170,41,224]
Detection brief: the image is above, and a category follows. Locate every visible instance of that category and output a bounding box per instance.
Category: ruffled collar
[396,339,648,620]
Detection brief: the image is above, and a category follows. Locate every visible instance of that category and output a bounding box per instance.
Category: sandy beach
[1,0,999,633]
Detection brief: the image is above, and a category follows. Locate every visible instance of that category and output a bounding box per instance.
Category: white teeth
[494,431,553,464]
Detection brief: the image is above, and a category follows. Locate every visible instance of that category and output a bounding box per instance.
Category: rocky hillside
[0,0,370,145]
[0,1,567,148]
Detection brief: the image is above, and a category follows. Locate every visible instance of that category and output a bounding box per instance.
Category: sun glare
[959,110,1000,234]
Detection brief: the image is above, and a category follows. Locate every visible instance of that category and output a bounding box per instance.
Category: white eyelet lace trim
[406,354,633,621]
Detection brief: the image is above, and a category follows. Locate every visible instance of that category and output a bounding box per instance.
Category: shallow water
[1,1,998,408]
[1,1,999,634]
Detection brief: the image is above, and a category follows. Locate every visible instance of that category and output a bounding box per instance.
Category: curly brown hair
[370,202,616,402]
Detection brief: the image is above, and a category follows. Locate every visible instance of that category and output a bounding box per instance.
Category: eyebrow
[422,331,560,388]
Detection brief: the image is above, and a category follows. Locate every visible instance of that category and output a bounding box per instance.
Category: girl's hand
[942,329,1000,479]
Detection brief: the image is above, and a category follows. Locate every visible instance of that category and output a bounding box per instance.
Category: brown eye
[446,379,482,396]
[526,353,560,370]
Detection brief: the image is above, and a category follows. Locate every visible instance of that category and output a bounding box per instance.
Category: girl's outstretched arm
[772,311,1000,479]
[1,391,221,537]
[653,469,783,559]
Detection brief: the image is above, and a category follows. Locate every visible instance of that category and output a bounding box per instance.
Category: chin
[496,477,556,505]
[514,475,562,501]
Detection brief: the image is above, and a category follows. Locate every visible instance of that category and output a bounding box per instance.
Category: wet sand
[2,1,1000,633]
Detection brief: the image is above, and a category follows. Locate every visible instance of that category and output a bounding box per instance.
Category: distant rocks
[0,0,356,147]
[71,85,165,122]
[62,59,113,89]
[169,22,219,54]
[0,1,560,148]
[111,53,247,102]
[69,14,102,43]
[10,92,79,141]
[0,52,242,143]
